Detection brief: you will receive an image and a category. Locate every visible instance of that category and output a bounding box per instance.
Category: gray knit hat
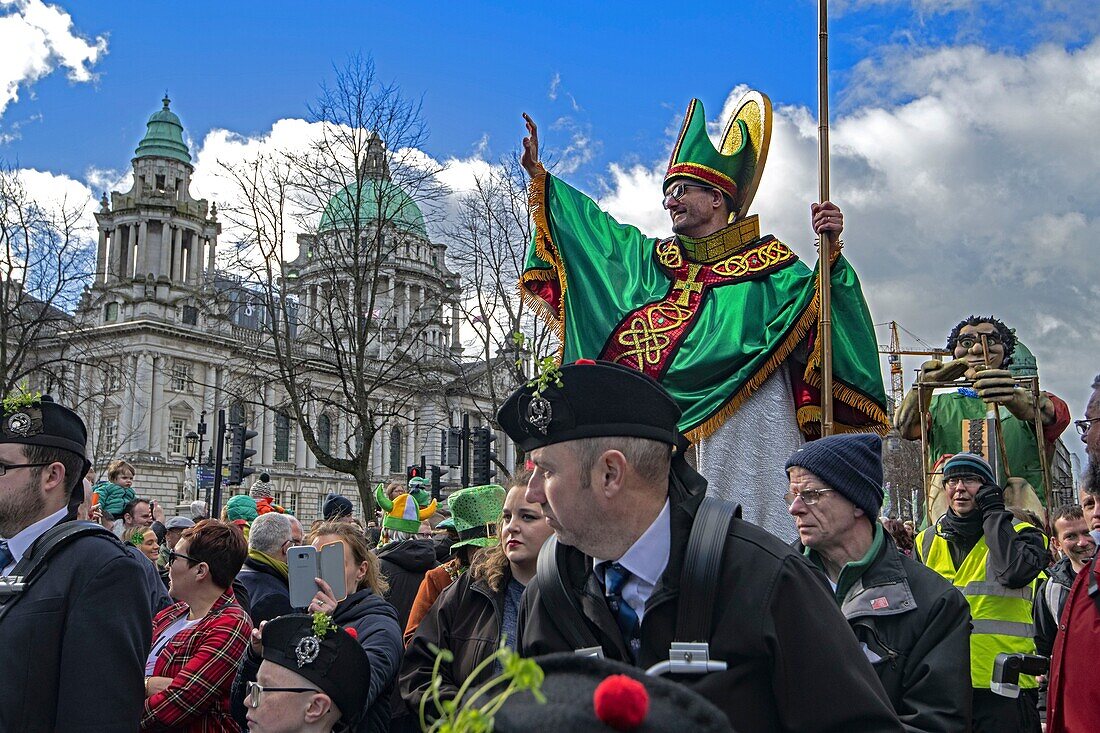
[785,434,884,520]
[942,452,997,486]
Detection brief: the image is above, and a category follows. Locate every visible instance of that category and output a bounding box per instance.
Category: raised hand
[521,113,540,177]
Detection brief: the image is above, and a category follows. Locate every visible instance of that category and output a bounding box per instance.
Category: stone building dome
[134,95,192,165]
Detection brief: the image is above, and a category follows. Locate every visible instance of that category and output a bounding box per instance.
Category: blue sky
[3,0,1099,468]
[8,0,1093,187]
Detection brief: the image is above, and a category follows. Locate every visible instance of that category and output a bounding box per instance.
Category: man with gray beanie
[786,434,972,732]
[914,451,1047,733]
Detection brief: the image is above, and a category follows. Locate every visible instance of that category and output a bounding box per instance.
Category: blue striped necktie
[0,539,13,575]
[603,562,640,660]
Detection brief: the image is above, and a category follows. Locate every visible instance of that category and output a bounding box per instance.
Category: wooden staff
[979,334,1012,477]
[817,0,835,436]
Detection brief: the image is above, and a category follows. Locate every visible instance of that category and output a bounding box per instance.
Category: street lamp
[185,431,200,466]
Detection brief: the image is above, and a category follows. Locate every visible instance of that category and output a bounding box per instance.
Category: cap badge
[6,412,32,437]
[526,395,552,433]
[295,635,321,667]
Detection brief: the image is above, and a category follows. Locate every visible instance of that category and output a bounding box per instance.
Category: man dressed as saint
[518,93,888,537]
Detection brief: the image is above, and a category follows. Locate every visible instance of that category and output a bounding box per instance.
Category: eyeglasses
[956,334,1003,351]
[167,550,203,565]
[0,462,50,477]
[783,488,835,506]
[661,182,715,209]
[1075,418,1100,437]
[245,681,320,709]
[944,475,984,488]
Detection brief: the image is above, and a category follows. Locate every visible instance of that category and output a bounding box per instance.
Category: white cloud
[547,72,560,101]
[0,0,107,117]
[587,38,1100,433]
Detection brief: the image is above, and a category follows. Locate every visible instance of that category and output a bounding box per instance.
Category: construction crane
[876,321,951,410]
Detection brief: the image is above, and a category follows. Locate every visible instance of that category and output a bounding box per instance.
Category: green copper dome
[319,178,427,237]
[134,96,192,164]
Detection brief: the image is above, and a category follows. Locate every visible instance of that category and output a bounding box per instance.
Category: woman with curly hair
[398,468,554,719]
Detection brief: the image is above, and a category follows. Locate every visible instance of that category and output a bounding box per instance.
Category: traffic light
[430,464,448,500]
[446,427,463,467]
[470,427,497,485]
[407,465,424,482]
[227,424,258,485]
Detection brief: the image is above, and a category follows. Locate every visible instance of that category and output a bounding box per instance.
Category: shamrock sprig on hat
[2,382,41,416]
[512,332,563,399]
[311,611,337,638]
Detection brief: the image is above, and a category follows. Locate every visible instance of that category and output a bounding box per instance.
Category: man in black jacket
[238,512,302,622]
[785,433,972,732]
[0,394,152,731]
[500,360,903,732]
[1033,500,1095,723]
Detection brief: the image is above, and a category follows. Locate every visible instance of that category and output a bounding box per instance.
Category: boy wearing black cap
[915,452,1047,733]
[244,614,371,732]
[0,393,153,731]
[786,434,972,732]
[500,360,903,732]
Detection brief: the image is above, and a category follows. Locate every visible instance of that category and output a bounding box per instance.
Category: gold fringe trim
[520,164,566,362]
[796,406,887,435]
[685,247,887,442]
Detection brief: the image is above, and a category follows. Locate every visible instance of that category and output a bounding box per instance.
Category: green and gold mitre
[664,91,773,221]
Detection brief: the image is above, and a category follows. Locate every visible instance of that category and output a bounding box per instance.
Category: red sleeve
[1043,393,1071,444]
[142,609,252,730]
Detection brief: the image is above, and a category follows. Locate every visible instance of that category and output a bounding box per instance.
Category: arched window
[317,414,331,454]
[274,412,290,462]
[388,426,403,474]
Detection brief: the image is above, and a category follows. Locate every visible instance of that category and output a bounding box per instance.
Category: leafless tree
[216,56,455,513]
[0,165,94,394]
[443,154,560,439]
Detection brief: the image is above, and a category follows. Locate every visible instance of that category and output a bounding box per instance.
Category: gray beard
[1086,459,1100,495]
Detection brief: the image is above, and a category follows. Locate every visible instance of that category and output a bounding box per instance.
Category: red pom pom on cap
[574,358,597,366]
[344,627,358,640]
[593,674,649,731]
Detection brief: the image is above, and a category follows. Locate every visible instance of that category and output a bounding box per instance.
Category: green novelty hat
[448,484,507,550]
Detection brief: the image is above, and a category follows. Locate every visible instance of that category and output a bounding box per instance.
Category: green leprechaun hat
[665,91,773,220]
[448,484,507,550]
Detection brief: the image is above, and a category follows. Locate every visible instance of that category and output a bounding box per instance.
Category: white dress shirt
[594,499,671,622]
[1,506,68,576]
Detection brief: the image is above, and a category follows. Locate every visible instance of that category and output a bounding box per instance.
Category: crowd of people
[3,99,1100,732]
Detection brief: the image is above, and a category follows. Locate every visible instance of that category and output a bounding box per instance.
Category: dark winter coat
[0,519,153,732]
[517,490,904,732]
[1034,556,1079,723]
[232,587,403,733]
[376,538,439,629]
[236,555,293,624]
[399,572,504,716]
[804,531,973,732]
[123,542,172,614]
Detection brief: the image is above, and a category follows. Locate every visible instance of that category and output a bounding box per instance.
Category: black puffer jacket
[376,538,438,629]
[232,588,403,733]
[236,555,292,624]
[804,531,973,732]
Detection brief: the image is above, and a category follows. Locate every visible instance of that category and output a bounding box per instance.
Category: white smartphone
[287,542,347,609]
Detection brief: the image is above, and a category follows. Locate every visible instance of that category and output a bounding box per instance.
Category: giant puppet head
[945,315,1017,379]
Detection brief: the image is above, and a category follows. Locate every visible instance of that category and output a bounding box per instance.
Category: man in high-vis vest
[915,452,1047,733]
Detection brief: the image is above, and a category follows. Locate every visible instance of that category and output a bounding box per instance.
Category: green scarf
[805,523,884,603]
[248,549,289,580]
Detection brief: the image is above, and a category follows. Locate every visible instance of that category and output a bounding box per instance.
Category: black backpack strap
[535,535,601,652]
[0,521,118,620]
[676,496,738,643]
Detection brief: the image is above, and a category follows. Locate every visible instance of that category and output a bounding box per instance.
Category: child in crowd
[91,459,138,521]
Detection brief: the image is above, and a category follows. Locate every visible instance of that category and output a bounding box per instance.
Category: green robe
[521,169,888,439]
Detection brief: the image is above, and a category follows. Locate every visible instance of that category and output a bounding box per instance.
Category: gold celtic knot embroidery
[614,301,694,370]
[656,239,683,269]
[712,239,793,277]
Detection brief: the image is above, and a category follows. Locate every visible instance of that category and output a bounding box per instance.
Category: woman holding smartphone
[398,468,554,720]
[232,522,403,733]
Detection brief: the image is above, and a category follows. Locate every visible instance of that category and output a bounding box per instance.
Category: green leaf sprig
[311,611,337,638]
[2,382,42,415]
[419,639,545,732]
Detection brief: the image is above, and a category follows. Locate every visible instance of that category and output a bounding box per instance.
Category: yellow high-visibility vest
[917,520,1042,689]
